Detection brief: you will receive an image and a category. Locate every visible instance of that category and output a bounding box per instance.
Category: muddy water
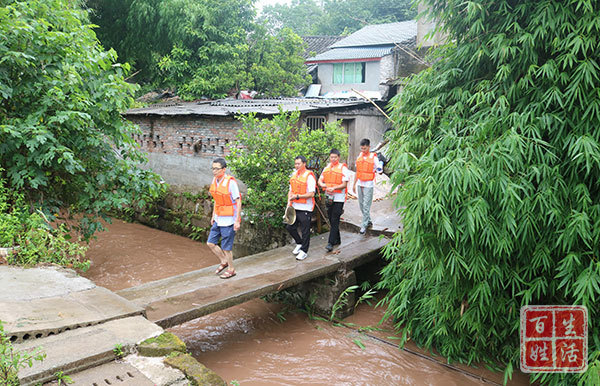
[83,219,217,291]
[84,220,529,385]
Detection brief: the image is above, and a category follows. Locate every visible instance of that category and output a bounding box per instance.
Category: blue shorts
[207,223,235,251]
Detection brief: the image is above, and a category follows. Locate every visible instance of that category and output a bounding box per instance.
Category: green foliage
[227,110,347,227]
[113,343,125,359]
[378,1,600,384]
[259,0,415,36]
[0,0,163,239]
[88,0,311,99]
[0,171,89,270]
[0,321,46,385]
[54,370,74,385]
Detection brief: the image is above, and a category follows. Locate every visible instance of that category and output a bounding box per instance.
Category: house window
[306,116,326,130]
[333,62,365,84]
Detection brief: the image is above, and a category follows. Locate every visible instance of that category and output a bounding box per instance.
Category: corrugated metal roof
[331,20,417,48]
[306,46,393,62]
[124,98,370,117]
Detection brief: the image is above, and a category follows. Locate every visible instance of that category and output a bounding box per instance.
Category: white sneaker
[296,251,308,260]
[292,244,302,255]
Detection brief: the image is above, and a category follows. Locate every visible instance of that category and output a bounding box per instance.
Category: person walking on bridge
[351,138,383,234]
[318,149,350,252]
[286,156,316,261]
[207,157,241,279]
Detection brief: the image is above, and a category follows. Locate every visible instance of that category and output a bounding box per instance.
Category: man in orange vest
[207,157,241,279]
[286,155,316,261]
[352,138,383,234]
[318,149,350,252]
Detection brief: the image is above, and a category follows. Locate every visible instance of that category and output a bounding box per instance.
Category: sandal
[215,263,228,275]
[220,269,236,279]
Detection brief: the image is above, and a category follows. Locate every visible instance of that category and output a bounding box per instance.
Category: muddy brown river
[84,219,530,385]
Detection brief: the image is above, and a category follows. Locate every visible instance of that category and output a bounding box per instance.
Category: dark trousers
[286,209,312,253]
[327,201,344,245]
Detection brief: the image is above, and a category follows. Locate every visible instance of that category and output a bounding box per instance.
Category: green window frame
[332,62,365,84]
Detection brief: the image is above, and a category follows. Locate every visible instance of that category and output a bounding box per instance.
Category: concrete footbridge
[117,230,387,328]
[1,227,391,385]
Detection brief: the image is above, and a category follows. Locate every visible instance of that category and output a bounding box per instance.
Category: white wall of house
[317,61,382,95]
[326,109,388,168]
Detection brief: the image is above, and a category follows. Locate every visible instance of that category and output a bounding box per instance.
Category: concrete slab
[16,316,163,386]
[125,355,189,386]
[118,231,388,328]
[342,170,403,236]
[44,360,155,386]
[0,266,95,301]
[1,280,144,343]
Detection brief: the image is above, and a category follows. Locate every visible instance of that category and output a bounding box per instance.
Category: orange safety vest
[290,169,315,210]
[322,163,347,193]
[356,152,376,181]
[209,175,237,216]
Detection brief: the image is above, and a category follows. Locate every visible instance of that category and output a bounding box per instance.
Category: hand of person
[234,220,240,231]
[210,217,215,226]
[326,187,334,194]
[288,191,294,200]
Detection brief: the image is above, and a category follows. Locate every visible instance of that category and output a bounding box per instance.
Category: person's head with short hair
[294,155,307,171]
[329,148,340,165]
[212,157,227,178]
[360,138,371,154]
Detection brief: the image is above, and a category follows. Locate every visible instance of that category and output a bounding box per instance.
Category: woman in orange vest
[351,138,383,234]
[207,157,241,279]
[286,155,316,261]
[318,149,350,252]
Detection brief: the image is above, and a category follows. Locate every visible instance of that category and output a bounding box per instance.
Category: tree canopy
[0,0,163,238]
[259,0,415,36]
[379,0,600,384]
[87,0,311,99]
[227,110,347,227]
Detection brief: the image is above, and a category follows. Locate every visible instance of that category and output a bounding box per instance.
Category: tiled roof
[124,98,370,117]
[331,20,417,48]
[306,46,394,63]
[302,36,344,59]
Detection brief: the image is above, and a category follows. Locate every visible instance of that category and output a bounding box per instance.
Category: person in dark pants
[286,156,316,261]
[318,149,350,252]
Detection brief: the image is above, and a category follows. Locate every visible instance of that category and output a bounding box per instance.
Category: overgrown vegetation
[0,0,163,240]
[227,110,347,227]
[259,0,415,36]
[378,1,600,384]
[0,321,46,385]
[0,171,89,270]
[87,0,311,99]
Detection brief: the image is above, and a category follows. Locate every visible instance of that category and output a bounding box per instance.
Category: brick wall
[128,115,243,158]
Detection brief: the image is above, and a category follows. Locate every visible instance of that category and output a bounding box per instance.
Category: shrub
[378,1,600,384]
[227,110,347,226]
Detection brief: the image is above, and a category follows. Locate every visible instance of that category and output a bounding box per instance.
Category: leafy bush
[0,0,163,239]
[378,1,599,384]
[227,110,347,226]
[0,321,46,385]
[0,171,89,270]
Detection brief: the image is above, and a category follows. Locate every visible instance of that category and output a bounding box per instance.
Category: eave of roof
[123,98,371,117]
[306,46,393,63]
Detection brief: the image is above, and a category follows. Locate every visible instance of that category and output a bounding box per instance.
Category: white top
[213,176,241,227]
[290,172,316,212]
[323,163,350,203]
[356,153,384,188]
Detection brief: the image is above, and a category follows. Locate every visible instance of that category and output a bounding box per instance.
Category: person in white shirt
[207,158,241,279]
[286,156,316,261]
[351,138,383,234]
[318,149,350,252]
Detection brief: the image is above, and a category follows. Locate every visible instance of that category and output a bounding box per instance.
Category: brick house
[124,98,386,187]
